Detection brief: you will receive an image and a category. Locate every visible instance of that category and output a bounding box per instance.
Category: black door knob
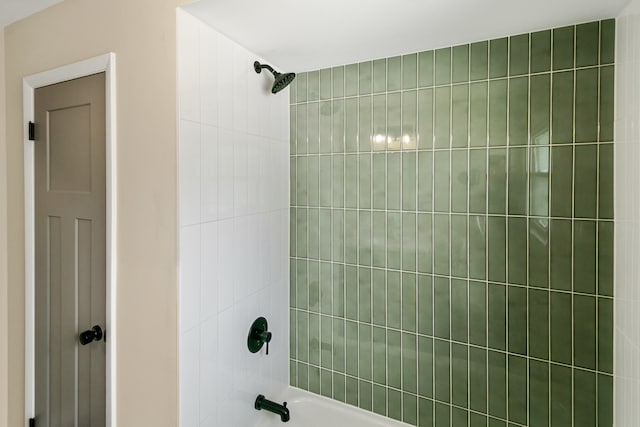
[79,325,103,345]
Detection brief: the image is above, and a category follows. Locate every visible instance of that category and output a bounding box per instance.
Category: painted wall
[3,0,186,425]
[177,9,290,427]
[615,3,640,426]
[289,20,615,426]
[0,28,9,427]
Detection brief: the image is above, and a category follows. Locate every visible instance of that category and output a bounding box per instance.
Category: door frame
[23,53,117,427]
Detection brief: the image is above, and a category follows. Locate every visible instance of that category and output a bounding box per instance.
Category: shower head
[272,72,296,94]
[254,61,296,94]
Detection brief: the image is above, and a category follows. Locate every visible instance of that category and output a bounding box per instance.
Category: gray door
[34,73,106,427]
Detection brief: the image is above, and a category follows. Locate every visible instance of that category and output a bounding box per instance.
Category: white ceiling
[0,0,62,28]
[186,0,630,72]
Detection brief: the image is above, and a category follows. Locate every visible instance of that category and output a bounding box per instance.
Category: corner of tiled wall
[615,3,640,426]
[177,8,290,427]
[290,19,615,427]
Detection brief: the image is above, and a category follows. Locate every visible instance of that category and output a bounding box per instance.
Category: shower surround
[289,20,614,427]
[178,9,290,427]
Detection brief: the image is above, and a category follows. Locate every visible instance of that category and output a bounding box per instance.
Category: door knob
[79,325,103,345]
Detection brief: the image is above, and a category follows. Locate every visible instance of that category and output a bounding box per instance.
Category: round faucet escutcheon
[248,317,272,354]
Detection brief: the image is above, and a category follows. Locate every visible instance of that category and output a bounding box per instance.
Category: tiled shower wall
[178,9,290,427]
[289,20,615,427]
[615,4,640,426]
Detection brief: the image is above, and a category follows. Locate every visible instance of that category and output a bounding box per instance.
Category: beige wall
[4,0,184,425]
[0,28,9,427]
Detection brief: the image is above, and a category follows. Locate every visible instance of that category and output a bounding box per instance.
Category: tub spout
[255,394,290,422]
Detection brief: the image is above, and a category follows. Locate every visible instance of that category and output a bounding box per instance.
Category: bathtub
[255,387,411,427]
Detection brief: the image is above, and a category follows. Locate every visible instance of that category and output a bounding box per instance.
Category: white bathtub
[255,387,411,427]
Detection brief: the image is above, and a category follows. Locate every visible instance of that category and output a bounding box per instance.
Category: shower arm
[254,61,278,76]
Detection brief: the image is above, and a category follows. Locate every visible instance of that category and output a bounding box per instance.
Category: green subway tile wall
[289,19,614,427]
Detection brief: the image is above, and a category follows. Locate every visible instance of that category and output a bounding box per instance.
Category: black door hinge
[28,122,35,141]
[29,418,35,427]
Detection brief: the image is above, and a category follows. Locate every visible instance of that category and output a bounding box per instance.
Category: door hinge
[28,418,35,427]
[28,122,35,141]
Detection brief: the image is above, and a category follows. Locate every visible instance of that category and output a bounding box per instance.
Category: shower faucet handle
[255,329,272,355]
[261,331,272,355]
[248,317,272,355]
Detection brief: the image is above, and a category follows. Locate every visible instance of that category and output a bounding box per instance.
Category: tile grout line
[292,98,299,387]
[595,20,602,427]
[338,65,345,401]
[371,83,377,412]
[308,78,315,390]
[505,34,512,426]
[288,206,613,226]
[352,63,362,408]
[414,54,421,424]
[289,63,609,107]
[429,48,437,426]
[398,55,405,423]
[289,140,613,160]
[290,358,531,427]
[448,45,454,427]
[291,254,612,299]
[305,83,311,390]
[484,38,492,424]
[289,311,613,378]
[466,43,472,427]
[384,58,390,418]
[356,62,364,410]
[328,65,334,398]
[547,26,554,427]
[526,30,533,427]
[318,76,324,393]
[291,90,297,390]
[571,24,577,427]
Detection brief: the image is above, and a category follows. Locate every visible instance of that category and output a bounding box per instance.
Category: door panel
[77,218,92,422]
[48,104,92,192]
[35,72,106,427]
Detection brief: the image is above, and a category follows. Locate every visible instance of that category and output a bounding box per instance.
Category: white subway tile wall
[177,9,290,427]
[615,4,640,426]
